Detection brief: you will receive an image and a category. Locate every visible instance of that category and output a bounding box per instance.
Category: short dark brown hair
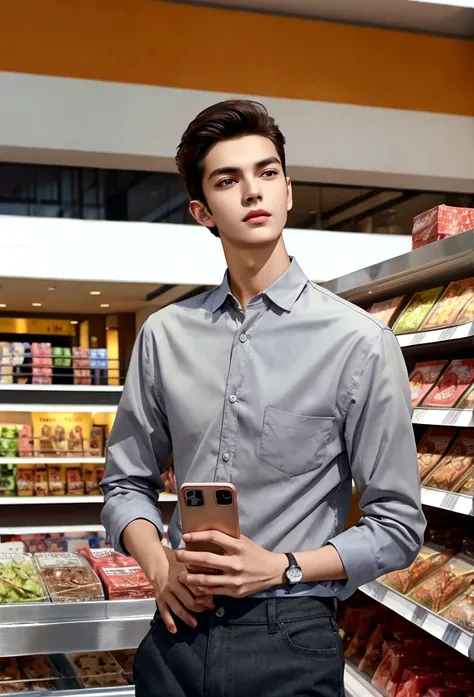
[176,99,286,236]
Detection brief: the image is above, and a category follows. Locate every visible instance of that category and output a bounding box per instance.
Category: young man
[101,100,426,697]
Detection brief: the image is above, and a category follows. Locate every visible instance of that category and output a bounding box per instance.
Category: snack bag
[408,551,474,613]
[417,428,457,481]
[422,278,474,330]
[381,544,454,595]
[423,359,474,408]
[393,288,444,335]
[409,362,448,408]
[366,297,405,328]
[424,430,474,490]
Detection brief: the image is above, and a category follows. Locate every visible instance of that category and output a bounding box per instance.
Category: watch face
[286,565,303,584]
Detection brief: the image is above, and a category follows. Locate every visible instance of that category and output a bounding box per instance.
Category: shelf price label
[413,410,428,424]
[442,624,462,649]
[412,606,428,627]
[366,582,388,603]
[410,333,425,346]
[442,410,462,426]
[438,327,458,342]
[441,493,460,511]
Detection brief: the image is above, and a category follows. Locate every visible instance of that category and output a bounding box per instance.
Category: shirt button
[239,334,247,343]
[215,607,225,618]
[229,395,237,403]
[222,452,230,462]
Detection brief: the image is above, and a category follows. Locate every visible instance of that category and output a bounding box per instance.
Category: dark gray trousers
[134,595,345,697]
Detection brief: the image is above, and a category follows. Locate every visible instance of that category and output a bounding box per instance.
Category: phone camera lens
[185,489,204,507]
[216,489,233,506]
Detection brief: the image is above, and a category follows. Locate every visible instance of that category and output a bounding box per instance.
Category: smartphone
[179,483,240,561]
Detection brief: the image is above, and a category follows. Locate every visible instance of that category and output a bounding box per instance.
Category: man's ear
[286,177,293,212]
[189,200,215,227]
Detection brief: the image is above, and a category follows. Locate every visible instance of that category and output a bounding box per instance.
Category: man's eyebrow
[208,156,281,180]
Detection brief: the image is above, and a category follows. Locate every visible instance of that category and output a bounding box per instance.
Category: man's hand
[176,531,287,598]
[155,551,216,634]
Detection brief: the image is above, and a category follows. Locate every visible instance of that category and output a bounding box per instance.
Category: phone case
[179,483,240,559]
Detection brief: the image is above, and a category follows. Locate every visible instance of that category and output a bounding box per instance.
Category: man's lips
[242,209,272,223]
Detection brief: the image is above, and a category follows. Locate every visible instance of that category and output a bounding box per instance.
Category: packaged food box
[409,362,448,408]
[443,588,474,633]
[457,383,474,409]
[48,464,66,496]
[455,294,474,326]
[381,544,454,595]
[83,463,100,495]
[366,297,405,328]
[393,288,444,335]
[417,428,457,481]
[0,464,15,497]
[0,554,47,604]
[66,465,84,496]
[409,550,474,613]
[35,552,104,602]
[358,625,392,677]
[454,468,474,495]
[422,359,474,408]
[68,652,127,688]
[412,205,474,250]
[423,430,474,490]
[396,668,443,697]
[422,278,474,330]
[34,464,48,497]
[82,548,154,600]
[15,464,34,497]
[371,643,414,697]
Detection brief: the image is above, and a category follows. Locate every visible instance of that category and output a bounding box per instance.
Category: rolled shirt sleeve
[100,321,172,554]
[328,327,426,599]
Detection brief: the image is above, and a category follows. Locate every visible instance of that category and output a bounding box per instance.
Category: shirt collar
[208,258,308,314]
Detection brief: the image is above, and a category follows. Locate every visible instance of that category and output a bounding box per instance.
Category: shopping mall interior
[0,0,473,694]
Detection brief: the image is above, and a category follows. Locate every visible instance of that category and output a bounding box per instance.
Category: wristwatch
[284,553,303,585]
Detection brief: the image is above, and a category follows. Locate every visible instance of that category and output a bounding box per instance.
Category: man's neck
[223,238,291,310]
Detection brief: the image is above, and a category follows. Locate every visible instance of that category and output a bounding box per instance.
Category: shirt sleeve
[100,320,172,554]
[328,327,426,599]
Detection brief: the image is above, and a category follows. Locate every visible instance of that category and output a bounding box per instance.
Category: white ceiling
[176,0,474,36]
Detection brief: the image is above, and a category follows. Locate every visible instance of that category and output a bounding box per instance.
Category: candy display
[381,544,455,595]
[423,359,474,408]
[0,654,53,692]
[0,461,105,497]
[393,288,444,335]
[412,205,474,250]
[35,553,104,603]
[366,297,405,328]
[69,652,127,688]
[110,650,136,683]
[416,428,457,481]
[408,362,448,408]
[408,547,474,613]
[0,554,45,604]
[421,278,474,330]
[423,430,474,490]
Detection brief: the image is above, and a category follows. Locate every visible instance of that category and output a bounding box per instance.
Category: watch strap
[285,552,298,569]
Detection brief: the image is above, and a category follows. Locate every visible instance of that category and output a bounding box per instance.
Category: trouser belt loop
[267,598,278,634]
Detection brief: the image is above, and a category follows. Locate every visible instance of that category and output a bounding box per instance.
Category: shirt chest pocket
[260,406,335,477]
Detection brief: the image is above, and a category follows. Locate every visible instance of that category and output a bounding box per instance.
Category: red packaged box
[367,297,405,328]
[396,668,443,697]
[82,548,154,600]
[422,359,474,408]
[372,644,413,696]
[409,361,448,408]
[417,428,457,481]
[358,625,392,677]
[412,205,474,250]
[423,429,474,490]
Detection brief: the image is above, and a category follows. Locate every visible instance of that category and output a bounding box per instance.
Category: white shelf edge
[0,404,118,413]
[344,664,381,697]
[0,524,106,534]
[0,493,178,505]
[360,580,473,658]
[421,487,473,516]
[0,457,105,465]
[0,385,123,392]
[412,407,474,427]
[397,322,473,349]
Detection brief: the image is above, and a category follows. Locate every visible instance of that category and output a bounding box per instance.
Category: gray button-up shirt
[101,259,425,600]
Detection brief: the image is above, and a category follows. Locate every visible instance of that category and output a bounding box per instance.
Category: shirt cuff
[103,500,164,556]
[327,528,379,600]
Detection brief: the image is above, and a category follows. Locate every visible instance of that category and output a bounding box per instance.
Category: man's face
[190,135,292,247]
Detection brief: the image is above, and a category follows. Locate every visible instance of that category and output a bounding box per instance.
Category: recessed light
[100,303,110,308]
[70,320,79,325]
[48,286,56,291]
[90,291,101,296]
[32,303,42,307]
[0,304,6,308]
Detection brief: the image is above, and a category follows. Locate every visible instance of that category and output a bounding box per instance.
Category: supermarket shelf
[0,598,155,656]
[322,228,474,303]
[412,407,474,427]
[0,384,122,411]
[37,690,134,697]
[360,580,473,659]
[421,487,473,516]
[0,493,177,505]
[0,457,105,465]
[0,385,123,393]
[344,664,381,697]
[397,322,474,349]
[0,524,106,534]
[0,403,118,413]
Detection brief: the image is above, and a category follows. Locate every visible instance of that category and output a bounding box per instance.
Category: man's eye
[217,178,235,188]
[261,170,278,178]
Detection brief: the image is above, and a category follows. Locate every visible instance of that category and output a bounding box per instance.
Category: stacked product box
[412,205,474,250]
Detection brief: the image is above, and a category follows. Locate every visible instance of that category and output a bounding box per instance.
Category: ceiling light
[48,286,56,291]
[0,304,6,308]
[70,320,79,325]
[100,303,110,308]
[90,291,101,296]
[32,303,42,307]
[409,0,474,6]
